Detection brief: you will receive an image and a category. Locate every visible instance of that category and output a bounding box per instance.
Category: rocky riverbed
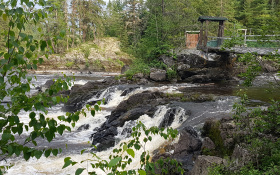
[2,49,279,174]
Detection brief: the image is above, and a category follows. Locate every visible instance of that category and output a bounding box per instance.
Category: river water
[1,71,279,175]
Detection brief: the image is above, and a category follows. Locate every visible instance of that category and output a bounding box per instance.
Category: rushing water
[1,71,279,174]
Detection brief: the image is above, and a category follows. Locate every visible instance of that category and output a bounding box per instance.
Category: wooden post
[199,22,204,48]
[204,20,209,47]
[217,21,224,46]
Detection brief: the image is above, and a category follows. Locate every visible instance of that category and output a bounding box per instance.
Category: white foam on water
[2,82,195,174]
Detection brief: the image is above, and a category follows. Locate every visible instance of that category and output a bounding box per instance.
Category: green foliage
[253,101,280,136]
[0,1,101,173]
[202,120,232,157]
[82,47,91,59]
[166,68,177,80]
[124,59,150,79]
[65,61,75,68]
[64,121,184,174]
[237,53,262,86]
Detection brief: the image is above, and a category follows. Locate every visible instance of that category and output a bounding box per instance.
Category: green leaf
[30,45,36,52]
[19,46,24,53]
[45,149,51,158]
[138,170,146,175]
[8,145,13,155]
[2,133,12,141]
[91,110,95,117]
[37,27,42,32]
[97,101,101,105]
[29,112,36,119]
[0,77,4,84]
[108,157,121,167]
[34,150,43,159]
[11,0,17,8]
[126,149,135,158]
[57,125,65,135]
[39,0,45,6]
[123,144,127,151]
[63,157,72,169]
[24,151,31,161]
[134,143,141,150]
[81,149,86,155]
[59,30,66,38]
[75,168,85,175]
[40,40,47,51]
[38,58,43,64]
[2,13,7,21]
[52,149,58,156]
[45,131,53,142]
[25,52,32,58]
[94,105,99,111]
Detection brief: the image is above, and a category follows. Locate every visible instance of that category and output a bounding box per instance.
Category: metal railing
[206,35,280,48]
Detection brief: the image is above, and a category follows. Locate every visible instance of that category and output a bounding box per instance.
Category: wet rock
[191,155,226,175]
[110,91,164,119]
[186,75,210,83]
[121,128,132,138]
[159,54,176,67]
[77,124,90,131]
[91,91,163,150]
[150,68,167,81]
[133,73,144,79]
[91,126,118,151]
[201,137,216,151]
[231,145,252,168]
[121,65,130,74]
[177,54,205,68]
[137,78,149,85]
[159,108,176,128]
[90,90,186,151]
[153,126,202,174]
[63,77,126,112]
[44,79,55,89]
[177,64,191,72]
[120,87,139,96]
[260,59,279,72]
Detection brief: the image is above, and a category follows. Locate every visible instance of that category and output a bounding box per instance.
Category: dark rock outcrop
[91,91,165,151]
[63,77,126,112]
[159,54,176,67]
[152,126,202,174]
[191,155,226,175]
[176,54,231,83]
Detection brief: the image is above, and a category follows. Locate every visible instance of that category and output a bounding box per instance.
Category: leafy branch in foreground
[0,0,101,173]
[63,121,184,175]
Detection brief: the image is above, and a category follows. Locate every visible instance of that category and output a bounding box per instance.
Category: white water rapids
[1,72,238,175]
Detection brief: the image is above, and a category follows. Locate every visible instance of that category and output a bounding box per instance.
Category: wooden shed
[185,31,200,49]
[197,16,228,50]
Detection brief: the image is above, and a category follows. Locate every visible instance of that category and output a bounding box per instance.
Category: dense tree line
[1,0,279,56]
[104,0,280,60]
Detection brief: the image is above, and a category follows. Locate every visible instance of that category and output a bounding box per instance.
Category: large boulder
[191,155,226,175]
[152,126,202,174]
[159,54,176,67]
[91,91,165,151]
[150,68,167,81]
[231,145,252,169]
[63,77,126,112]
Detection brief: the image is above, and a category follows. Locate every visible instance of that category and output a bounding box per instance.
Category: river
[1,71,279,175]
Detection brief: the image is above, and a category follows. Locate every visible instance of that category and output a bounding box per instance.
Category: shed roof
[198,16,228,22]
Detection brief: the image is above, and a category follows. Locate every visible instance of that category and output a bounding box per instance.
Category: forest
[1,0,280,59]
